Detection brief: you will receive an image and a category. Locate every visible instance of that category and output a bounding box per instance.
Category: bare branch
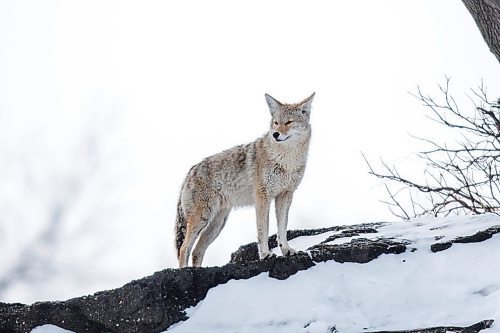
[366,79,500,219]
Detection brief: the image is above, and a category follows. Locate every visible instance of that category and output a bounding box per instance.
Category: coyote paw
[260,251,277,260]
[281,247,297,256]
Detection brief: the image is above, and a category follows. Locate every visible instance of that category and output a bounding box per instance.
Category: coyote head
[265,93,315,144]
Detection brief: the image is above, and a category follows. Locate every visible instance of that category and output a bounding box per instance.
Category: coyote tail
[174,196,186,259]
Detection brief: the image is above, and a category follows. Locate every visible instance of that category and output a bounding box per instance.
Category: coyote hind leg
[192,208,230,267]
[178,208,214,268]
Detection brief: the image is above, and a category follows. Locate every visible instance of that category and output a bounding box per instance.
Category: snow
[169,214,500,333]
[31,325,74,333]
[31,214,500,333]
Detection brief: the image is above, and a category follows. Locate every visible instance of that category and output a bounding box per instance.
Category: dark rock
[0,253,315,333]
[430,242,453,253]
[366,319,494,333]
[230,223,386,264]
[327,325,338,333]
[319,228,379,245]
[229,225,347,264]
[431,226,500,252]
[454,226,500,243]
[268,252,314,280]
[308,238,407,263]
[230,242,260,263]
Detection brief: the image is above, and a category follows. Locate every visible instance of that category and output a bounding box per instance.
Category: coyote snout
[174,93,315,267]
[272,132,290,142]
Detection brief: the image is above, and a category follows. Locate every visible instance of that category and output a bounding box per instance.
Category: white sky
[1,0,500,302]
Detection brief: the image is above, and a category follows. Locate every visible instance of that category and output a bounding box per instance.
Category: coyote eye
[285,120,293,125]
[273,121,278,125]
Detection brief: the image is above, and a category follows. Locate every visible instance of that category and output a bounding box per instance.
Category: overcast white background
[0,0,499,304]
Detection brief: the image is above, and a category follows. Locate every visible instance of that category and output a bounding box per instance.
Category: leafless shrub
[365,78,500,219]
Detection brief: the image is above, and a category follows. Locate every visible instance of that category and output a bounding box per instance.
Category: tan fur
[175,93,315,267]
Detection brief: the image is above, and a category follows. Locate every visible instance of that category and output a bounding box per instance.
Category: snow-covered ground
[31,326,74,333]
[32,214,500,333]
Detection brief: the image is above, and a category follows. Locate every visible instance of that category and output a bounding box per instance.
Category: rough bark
[462,0,500,64]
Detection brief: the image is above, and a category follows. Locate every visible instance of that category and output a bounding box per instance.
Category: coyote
[175,93,315,267]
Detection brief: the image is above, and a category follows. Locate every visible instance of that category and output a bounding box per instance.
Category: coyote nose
[273,132,280,139]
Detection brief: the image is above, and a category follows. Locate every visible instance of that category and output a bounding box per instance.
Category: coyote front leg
[275,191,297,256]
[255,192,273,259]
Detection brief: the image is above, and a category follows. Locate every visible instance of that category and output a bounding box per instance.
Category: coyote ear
[265,94,282,116]
[299,92,315,114]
